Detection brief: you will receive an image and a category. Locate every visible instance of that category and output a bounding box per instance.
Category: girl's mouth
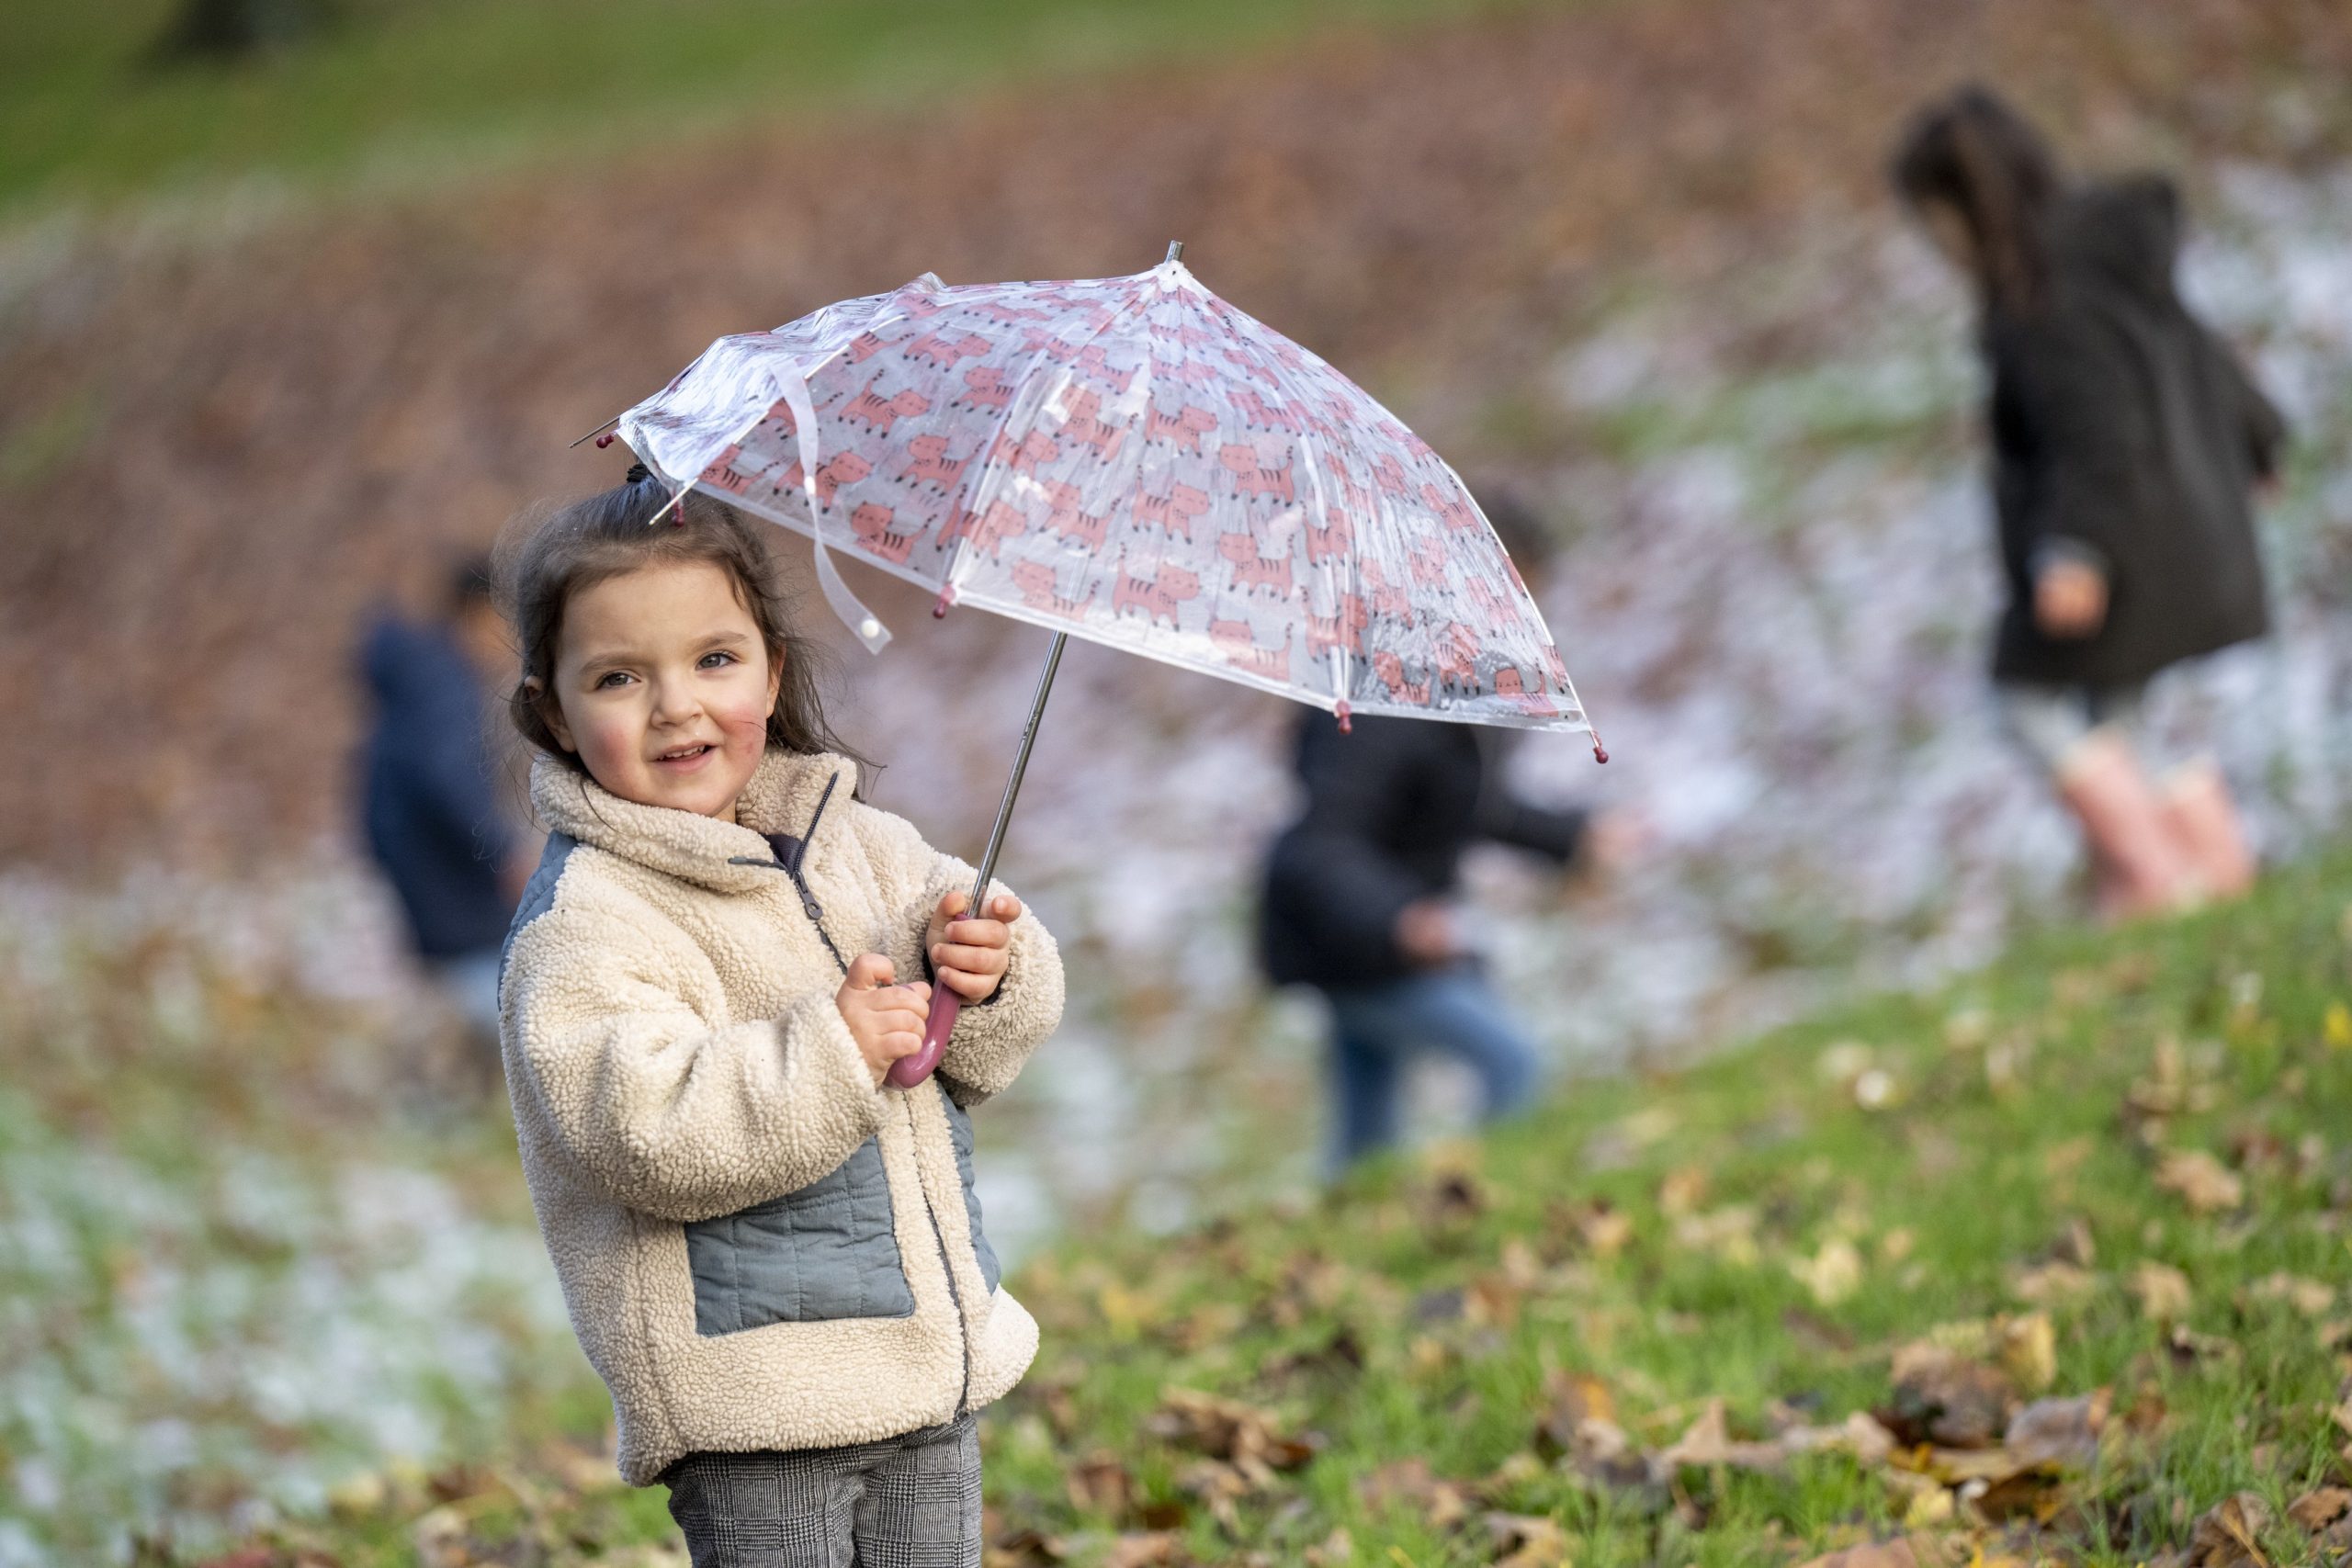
[652,742,716,770]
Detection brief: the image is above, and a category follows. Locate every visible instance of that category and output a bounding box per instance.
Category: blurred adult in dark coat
[358,556,527,1047]
[1893,88,2285,919]
[1258,495,1639,1169]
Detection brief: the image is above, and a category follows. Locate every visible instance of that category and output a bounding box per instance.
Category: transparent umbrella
[605,243,1602,1083]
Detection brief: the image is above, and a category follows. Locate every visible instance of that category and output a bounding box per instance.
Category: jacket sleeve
[1999,311,2145,576]
[1473,792,1589,864]
[1263,721,1427,974]
[852,804,1065,1106]
[502,896,887,1223]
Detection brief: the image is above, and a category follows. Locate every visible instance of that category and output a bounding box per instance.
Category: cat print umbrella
[605,243,1601,1086]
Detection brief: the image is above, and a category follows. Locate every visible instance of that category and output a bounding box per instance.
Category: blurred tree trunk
[149,0,335,65]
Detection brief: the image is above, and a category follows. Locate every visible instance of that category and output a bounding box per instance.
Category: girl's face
[538,559,782,823]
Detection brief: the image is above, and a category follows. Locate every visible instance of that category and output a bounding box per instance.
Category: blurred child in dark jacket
[1259,493,1641,1169]
[357,555,530,1048]
[1893,88,2286,919]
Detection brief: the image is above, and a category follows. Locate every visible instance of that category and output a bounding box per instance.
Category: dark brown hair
[1890,86,2063,315]
[494,469,870,787]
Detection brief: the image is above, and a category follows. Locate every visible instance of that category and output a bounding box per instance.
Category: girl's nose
[649,678,702,726]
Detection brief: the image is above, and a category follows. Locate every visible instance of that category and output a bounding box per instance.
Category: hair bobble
[624,461,651,485]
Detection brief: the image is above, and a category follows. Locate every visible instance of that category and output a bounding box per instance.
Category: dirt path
[0,0,2342,869]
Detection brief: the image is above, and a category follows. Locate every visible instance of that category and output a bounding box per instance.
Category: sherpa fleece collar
[530,748,859,896]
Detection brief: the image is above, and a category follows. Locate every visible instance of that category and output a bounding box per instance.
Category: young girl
[1890,87,2285,919]
[493,465,1063,1565]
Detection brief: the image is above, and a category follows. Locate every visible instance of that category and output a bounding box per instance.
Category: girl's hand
[836,953,931,1087]
[2033,558,2109,639]
[1393,898,1463,967]
[926,892,1023,1004]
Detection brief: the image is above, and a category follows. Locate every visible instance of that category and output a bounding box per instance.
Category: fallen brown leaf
[1484,1511,1572,1568]
[1792,1237,1864,1306]
[2186,1491,2272,1567]
[2003,1391,2109,1471]
[1066,1452,1136,1518]
[1998,1313,2057,1394]
[2244,1272,2335,1318]
[1301,1527,1354,1568]
[1356,1457,1472,1529]
[1779,1411,1899,1469]
[1102,1533,1190,1568]
[2008,1260,2096,1307]
[2131,1261,2194,1322]
[1532,1369,1615,1456]
[1883,1469,1953,1529]
[412,1506,471,1568]
[1148,1388,1317,1474]
[1178,1458,1248,1531]
[1657,1398,1789,1472]
[1658,1165,1710,1216]
[1881,1342,2016,1449]
[1559,1200,1634,1259]
[2288,1485,2351,1534]
[2156,1150,2245,1214]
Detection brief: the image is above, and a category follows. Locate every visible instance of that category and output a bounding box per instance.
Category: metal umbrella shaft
[888,629,1069,1088]
[887,241,1179,1089]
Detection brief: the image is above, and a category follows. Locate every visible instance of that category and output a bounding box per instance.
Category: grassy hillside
[219,851,2352,1567]
[0,0,1517,219]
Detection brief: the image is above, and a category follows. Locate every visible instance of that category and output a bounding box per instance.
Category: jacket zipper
[916,1095,976,1417]
[729,771,974,1416]
[728,771,848,976]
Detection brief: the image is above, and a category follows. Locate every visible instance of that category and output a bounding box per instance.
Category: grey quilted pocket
[684,1137,914,1334]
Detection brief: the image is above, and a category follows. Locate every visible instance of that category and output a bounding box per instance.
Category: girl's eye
[593,671,632,690]
[698,650,738,670]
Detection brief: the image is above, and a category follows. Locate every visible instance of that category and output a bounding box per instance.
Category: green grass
[235,849,2352,1565]
[0,0,1529,223]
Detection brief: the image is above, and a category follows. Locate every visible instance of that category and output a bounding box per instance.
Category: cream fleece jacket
[498,747,1063,1484]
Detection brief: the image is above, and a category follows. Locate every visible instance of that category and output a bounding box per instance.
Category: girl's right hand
[2032,558,2109,639]
[837,953,931,1087]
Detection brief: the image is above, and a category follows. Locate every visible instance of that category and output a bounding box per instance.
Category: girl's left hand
[926,892,1023,1003]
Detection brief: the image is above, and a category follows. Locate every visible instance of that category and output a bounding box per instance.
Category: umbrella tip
[1335,701,1351,736]
[1590,731,1609,764]
[933,585,957,620]
[1164,240,1184,265]
[594,432,616,448]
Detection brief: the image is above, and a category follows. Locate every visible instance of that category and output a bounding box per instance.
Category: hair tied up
[623,461,651,485]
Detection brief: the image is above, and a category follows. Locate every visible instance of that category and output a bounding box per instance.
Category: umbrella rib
[1267,345,1358,725]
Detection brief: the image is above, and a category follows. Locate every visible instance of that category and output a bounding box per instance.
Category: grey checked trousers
[662,1415,982,1568]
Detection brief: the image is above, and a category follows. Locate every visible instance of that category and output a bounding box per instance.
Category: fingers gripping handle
[888,988,961,1089]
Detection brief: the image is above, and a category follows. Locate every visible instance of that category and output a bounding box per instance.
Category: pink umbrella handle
[888,984,961,1089]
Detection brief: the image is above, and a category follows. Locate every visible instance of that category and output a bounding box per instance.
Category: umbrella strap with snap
[775,362,893,654]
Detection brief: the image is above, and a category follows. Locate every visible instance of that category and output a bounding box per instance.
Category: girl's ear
[526,675,576,753]
[763,645,784,716]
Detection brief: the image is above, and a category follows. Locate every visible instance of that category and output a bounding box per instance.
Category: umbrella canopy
[616,255,1593,739]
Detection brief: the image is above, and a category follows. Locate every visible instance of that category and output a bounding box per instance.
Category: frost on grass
[0,874,580,1563]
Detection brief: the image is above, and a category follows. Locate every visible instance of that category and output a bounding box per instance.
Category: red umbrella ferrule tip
[594,432,616,448]
[1335,701,1352,735]
[1590,736,1610,764]
[932,585,958,619]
